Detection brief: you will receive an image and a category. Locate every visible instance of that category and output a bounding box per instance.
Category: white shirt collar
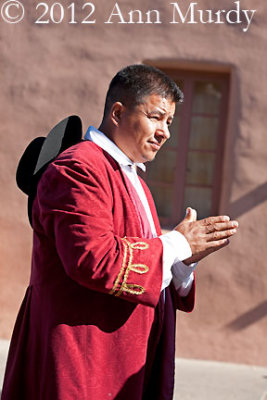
[84,126,146,171]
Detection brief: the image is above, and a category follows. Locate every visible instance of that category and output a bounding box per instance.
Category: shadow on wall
[229,181,267,219]
[225,300,267,331]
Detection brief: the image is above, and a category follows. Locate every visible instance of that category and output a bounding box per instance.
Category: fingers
[207,228,237,242]
[202,215,231,225]
[175,210,239,261]
[204,220,239,234]
[206,219,239,242]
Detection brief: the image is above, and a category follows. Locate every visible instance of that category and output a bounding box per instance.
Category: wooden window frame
[144,69,230,228]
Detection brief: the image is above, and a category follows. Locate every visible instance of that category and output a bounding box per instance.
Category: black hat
[16,115,83,226]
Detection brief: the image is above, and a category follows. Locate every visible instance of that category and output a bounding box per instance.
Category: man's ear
[110,102,124,127]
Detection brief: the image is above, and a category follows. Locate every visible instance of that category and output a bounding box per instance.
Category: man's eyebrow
[152,110,174,119]
[148,109,167,116]
[143,108,175,119]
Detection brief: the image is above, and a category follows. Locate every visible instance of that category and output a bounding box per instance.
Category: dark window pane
[189,116,219,151]
[167,114,180,148]
[146,150,177,183]
[183,187,212,219]
[148,184,174,219]
[192,82,222,115]
[186,152,215,186]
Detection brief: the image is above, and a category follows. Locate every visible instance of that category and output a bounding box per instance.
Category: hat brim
[34,115,82,174]
[16,115,83,226]
[16,136,46,195]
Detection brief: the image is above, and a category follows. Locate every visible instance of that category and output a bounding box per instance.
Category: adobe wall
[0,0,266,365]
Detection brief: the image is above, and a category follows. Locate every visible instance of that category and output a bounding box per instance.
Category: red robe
[2,141,195,399]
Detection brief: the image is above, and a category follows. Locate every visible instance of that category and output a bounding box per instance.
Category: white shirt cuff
[159,230,193,291]
[160,230,192,264]
[175,270,195,297]
[172,261,197,297]
[172,261,197,286]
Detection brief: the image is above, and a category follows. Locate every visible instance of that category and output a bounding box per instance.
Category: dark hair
[103,64,183,117]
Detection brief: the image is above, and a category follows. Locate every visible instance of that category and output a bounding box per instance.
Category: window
[144,70,229,228]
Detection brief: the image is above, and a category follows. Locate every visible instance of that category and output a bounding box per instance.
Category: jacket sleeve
[33,155,163,308]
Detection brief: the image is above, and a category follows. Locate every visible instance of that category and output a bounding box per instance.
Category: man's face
[113,94,176,163]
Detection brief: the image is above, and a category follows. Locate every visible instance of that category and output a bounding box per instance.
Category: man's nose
[164,126,171,140]
[157,123,170,140]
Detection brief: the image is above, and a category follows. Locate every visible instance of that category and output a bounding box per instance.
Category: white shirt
[84,126,196,296]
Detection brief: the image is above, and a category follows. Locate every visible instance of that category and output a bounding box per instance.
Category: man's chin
[142,152,157,163]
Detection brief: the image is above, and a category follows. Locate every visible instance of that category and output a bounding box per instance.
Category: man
[2,65,238,399]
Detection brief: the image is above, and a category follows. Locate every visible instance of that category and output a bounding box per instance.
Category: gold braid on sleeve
[109,238,149,297]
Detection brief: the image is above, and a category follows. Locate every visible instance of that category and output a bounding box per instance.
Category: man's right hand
[175,208,239,265]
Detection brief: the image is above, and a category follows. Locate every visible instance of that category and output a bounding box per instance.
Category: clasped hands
[175,208,239,265]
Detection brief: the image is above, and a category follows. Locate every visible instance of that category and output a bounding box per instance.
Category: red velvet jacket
[2,141,195,400]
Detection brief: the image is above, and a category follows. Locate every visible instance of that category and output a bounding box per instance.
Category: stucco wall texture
[0,0,266,366]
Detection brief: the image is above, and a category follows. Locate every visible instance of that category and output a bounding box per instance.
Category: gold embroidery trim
[109,238,149,297]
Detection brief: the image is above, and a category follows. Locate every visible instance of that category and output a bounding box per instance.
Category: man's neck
[98,121,114,142]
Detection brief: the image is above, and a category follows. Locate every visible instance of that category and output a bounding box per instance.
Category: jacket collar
[84,126,146,171]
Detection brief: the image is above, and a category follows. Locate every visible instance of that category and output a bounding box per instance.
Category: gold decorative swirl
[109,238,149,297]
